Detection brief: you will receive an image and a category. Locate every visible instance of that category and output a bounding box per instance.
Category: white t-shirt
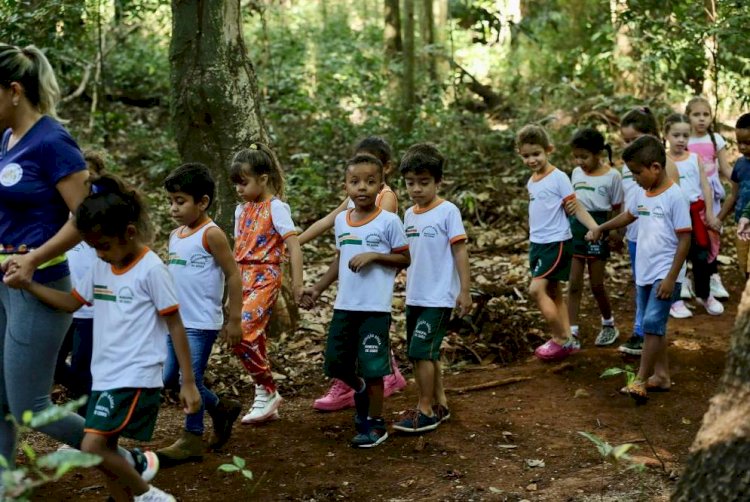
[674,152,703,203]
[334,208,408,312]
[66,242,96,319]
[571,167,624,212]
[73,248,179,390]
[527,168,575,244]
[627,182,691,286]
[621,163,642,243]
[168,220,224,330]
[404,199,467,307]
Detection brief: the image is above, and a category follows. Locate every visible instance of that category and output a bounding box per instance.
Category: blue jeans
[636,280,681,336]
[163,329,219,434]
[627,240,644,337]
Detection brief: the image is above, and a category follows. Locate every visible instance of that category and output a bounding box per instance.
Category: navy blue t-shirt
[731,156,750,222]
[0,116,86,280]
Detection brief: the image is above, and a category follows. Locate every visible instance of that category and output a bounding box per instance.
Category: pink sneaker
[534,338,580,361]
[384,364,407,398]
[313,379,355,411]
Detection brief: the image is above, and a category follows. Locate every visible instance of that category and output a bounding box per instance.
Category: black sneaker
[393,409,438,433]
[618,335,643,356]
[432,404,451,423]
[351,417,388,448]
[353,386,369,433]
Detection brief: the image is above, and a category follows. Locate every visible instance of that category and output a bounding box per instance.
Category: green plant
[218,455,253,481]
[578,431,644,472]
[0,396,101,501]
[600,364,636,387]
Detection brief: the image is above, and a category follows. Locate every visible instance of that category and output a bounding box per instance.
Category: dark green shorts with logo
[570,211,610,260]
[324,310,392,379]
[84,388,161,441]
[406,306,453,361]
[529,239,573,281]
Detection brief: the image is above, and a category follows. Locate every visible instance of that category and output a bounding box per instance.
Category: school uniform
[570,167,624,260]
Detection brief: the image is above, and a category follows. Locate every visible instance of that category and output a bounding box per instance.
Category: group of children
[523,98,749,404]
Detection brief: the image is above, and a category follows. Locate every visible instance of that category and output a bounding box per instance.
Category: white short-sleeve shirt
[404,199,467,307]
[73,248,179,390]
[270,198,297,238]
[527,168,575,244]
[66,242,97,319]
[621,163,642,243]
[674,152,703,203]
[627,182,691,286]
[334,208,408,312]
[570,167,624,212]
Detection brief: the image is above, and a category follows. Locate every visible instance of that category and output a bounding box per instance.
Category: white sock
[602,317,614,327]
[571,325,579,337]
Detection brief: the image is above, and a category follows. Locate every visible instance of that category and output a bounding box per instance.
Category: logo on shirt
[636,205,650,217]
[534,189,554,201]
[94,284,116,302]
[362,333,382,354]
[413,320,432,339]
[422,226,438,238]
[338,232,362,246]
[405,225,420,238]
[365,233,382,248]
[93,392,116,418]
[597,186,608,197]
[652,206,665,218]
[574,182,595,192]
[168,253,187,266]
[189,254,209,269]
[118,286,134,305]
[0,163,23,187]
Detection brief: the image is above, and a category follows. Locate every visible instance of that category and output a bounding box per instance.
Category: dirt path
[35,271,739,501]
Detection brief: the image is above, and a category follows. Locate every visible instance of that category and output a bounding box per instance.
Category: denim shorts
[636,279,681,336]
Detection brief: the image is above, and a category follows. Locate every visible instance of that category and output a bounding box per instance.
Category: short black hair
[736,113,750,130]
[346,153,383,180]
[399,142,445,182]
[354,136,392,166]
[164,163,215,209]
[622,135,666,169]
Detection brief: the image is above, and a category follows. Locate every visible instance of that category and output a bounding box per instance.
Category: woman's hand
[2,254,37,288]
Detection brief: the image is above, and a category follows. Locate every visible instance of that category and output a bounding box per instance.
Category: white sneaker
[241,384,283,424]
[680,278,695,300]
[710,274,729,299]
[697,295,724,316]
[669,300,693,319]
[134,485,176,502]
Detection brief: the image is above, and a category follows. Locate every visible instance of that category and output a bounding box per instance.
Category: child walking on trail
[587,136,691,403]
[517,124,598,362]
[663,114,723,318]
[566,128,624,347]
[685,96,731,301]
[21,174,201,502]
[391,143,471,434]
[298,136,407,412]
[721,114,750,278]
[231,143,303,425]
[301,154,410,448]
[157,163,243,462]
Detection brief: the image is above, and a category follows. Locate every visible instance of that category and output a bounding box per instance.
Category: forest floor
[30,246,740,502]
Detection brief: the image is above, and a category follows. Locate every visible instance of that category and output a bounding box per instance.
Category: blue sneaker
[351,417,388,448]
[392,409,438,433]
[353,386,369,433]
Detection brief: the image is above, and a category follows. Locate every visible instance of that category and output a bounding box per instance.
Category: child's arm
[717,180,738,223]
[717,147,732,180]
[451,240,472,317]
[163,312,201,414]
[348,249,410,273]
[738,200,750,240]
[573,203,599,232]
[586,211,637,242]
[285,235,304,302]
[300,252,340,308]
[298,198,350,245]
[379,191,398,213]
[25,281,84,313]
[697,157,719,229]
[205,226,243,347]
[666,157,680,185]
[656,232,691,299]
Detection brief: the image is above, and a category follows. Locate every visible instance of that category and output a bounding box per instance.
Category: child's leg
[691,245,711,301]
[529,278,567,343]
[433,360,447,407]
[183,329,220,434]
[548,281,571,342]
[636,334,663,383]
[588,259,613,319]
[635,280,674,386]
[650,335,670,386]
[81,433,149,500]
[366,377,384,418]
[69,318,94,415]
[566,257,585,334]
[414,360,435,415]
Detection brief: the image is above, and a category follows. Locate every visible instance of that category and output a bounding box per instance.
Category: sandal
[646,378,671,392]
[621,381,648,404]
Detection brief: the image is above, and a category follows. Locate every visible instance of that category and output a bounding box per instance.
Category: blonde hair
[685,96,718,153]
[0,44,61,119]
[516,124,551,149]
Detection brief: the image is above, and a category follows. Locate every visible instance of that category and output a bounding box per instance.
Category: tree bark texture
[401,0,416,133]
[420,0,437,82]
[384,0,402,55]
[672,281,750,500]
[170,0,267,233]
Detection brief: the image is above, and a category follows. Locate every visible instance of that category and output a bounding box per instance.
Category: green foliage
[578,431,644,471]
[600,364,636,387]
[218,456,254,483]
[0,396,101,501]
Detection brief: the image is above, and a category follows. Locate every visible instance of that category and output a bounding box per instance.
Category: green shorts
[324,310,392,379]
[529,240,572,281]
[406,306,452,361]
[571,211,610,260]
[84,388,161,441]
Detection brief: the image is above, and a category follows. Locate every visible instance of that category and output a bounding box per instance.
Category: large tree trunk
[384,0,402,55]
[401,0,416,133]
[609,0,634,95]
[170,0,267,233]
[673,282,750,499]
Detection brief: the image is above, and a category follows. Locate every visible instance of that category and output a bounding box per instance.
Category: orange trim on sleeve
[71,289,91,307]
[159,304,179,316]
[676,227,692,234]
[376,188,398,211]
[84,389,142,436]
[449,234,468,244]
[111,247,150,276]
[281,230,299,241]
[392,245,409,253]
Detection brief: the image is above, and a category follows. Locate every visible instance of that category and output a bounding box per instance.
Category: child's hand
[179,382,202,414]
[455,289,472,318]
[299,287,320,309]
[738,217,750,241]
[222,319,242,348]
[348,252,376,273]
[656,277,676,299]
[563,198,577,216]
[706,215,721,232]
[585,228,602,242]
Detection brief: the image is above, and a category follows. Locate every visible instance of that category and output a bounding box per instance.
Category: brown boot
[208,397,242,450]
[156,430,205,461]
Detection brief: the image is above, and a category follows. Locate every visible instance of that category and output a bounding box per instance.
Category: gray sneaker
[595,325,619,346]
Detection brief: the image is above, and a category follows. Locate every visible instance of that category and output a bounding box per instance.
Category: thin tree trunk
[420,0,437,82]
[384,0,402,55]
[401,0,416,133]
[673,283,750,499]
[702,0,718,112]
[610,0,634,95]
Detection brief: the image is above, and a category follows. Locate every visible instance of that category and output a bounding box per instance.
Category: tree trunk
[673,283,750,499]
[609,0,634,95]
[420,0,437,82]
[702,0,718,111]
[170,0,267,233]
[401,0,416,133]
[384,0,402,55]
